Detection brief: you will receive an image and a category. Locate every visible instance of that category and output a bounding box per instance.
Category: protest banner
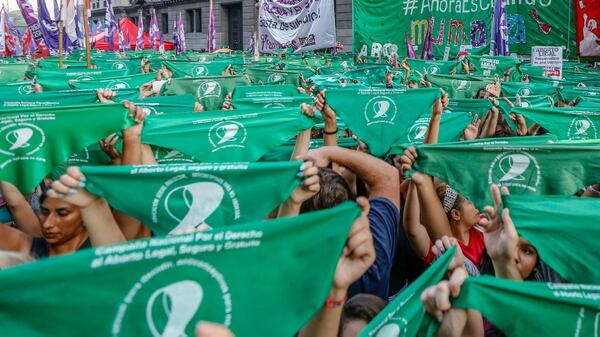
[531,46,563,79]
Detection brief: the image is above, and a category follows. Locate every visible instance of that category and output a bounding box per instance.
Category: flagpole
[58,2,64,68]
[82,0,91,68]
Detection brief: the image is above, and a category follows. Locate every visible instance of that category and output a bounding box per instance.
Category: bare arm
[0,224,32,254]
[403,182,432,258]
[0,181,40,236]
[424,98,443,145]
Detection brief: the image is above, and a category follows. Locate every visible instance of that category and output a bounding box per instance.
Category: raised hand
[462,114,481,140]
[47,167,98,208]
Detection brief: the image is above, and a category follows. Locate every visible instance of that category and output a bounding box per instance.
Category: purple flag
[53,0,60,20]
[172,12,179,53]
[37,0,60,54]
[16,0,45,48]
[420,16,434,60]
[207,0,216,52]
[104,0,117,51]
[491,0,509,56]
[178,12,186,53]
[95,20,103,35]
[405,32,416,59]
[117,19,124,51]
[135,10,143,51]
[158,32,164,54]
[149,8,159,52]
[74,3,84,49]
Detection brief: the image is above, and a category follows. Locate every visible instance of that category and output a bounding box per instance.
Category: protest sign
[531,46,563,79]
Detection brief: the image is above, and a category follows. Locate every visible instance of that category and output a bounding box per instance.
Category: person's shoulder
[368,197,400,214]
[367,197,401,230]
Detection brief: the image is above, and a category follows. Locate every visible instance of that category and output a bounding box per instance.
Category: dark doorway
[226,4,243,50]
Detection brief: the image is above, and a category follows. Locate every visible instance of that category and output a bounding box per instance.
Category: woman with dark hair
[338,294,387,337]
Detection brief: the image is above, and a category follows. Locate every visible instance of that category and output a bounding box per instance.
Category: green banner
[121,95,198,115]
[162,75,251,111]
[326,87,441,156]
[0,91,100,108]
[453,276,600,337]
[353,0,577,59]
[36,69,130,91]
[261,137,359,162]
[0,63,28,84]
[359,247,456,337]
[408,143,600,209]
[0,104,132,194]
[0,202,360,337]
[231,85,313,110]
[69,73,158,91]
[406,59,460,75]
[0,81,36,95]
[501,82,557,98]
[504,195,600,284]
[466,55,519,77]
[81,162,302,235]
[163,60,237,77]
[426,74,493,99]
[142,108,315,162]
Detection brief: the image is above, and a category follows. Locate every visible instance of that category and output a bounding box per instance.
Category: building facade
[90,0,352,51]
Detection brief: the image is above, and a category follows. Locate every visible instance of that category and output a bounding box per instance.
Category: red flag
[575,0,600,57]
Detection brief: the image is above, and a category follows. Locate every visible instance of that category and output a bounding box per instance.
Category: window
[186,9,194,33]
[194,9,201,32]
[161,13,168,33]
[185,8,202,33]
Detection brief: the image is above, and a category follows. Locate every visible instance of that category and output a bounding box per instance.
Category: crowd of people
[0,48,598,337]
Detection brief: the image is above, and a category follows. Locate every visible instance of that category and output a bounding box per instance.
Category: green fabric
[261,137,359,162]
[0,63,28,84]
[36,68,130,91]
[231,84,312,109]
[94,59,142,73]
[502,95,553,109]
[163,61,238,77]
[0,91,100,108]
[0,201,360,337]
[353,1,577,58]
[244,67,307,86]
[575,97,600,109]
[0,81,36,95]
[501,82,557,98]
[406,59,459,75]
[326,87,441,156]
[0,104,132,194]
[341,65,388,86]
[467,55,519,77]
[162,75,251,111]
[408,144,600,209]
[559,86,600,102]
[69,73,157,90]
[142,108,315,162]
[504,195,600,284]
[81,162,302,234]
[513,106,600,141]
[120,95,197,115]
[426,74,492,99]
[50,142,115,180]
[457,134,558,146]
[445,98,493,116]
[151,146,198,164]
[359,247,456,337]
[453,276,600,337]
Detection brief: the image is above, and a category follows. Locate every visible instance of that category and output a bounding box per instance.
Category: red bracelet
[325,293,347,309]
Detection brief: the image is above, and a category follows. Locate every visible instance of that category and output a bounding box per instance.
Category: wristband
[323,128,338,135]
[325,293,347,309]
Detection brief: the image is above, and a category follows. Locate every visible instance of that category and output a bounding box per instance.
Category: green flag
[359,247,456,337]
[231,84,313,110]
[0,63,28,84]
[426,74,493,99]
[69,73,158,90]
[453,276,600,337]
[81,162,302,235]
[141,108,315,162]
[503,195,600,284]
[162,75,251,111]
[326,88,441,156]
[36,69,130,91]
[0,104,132,194]
[0,201,360,337]
[513,106,600,141]
[466,55,519,77]
[408,144,600,209]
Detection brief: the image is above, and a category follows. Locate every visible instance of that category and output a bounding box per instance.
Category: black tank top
[30,237,92,259]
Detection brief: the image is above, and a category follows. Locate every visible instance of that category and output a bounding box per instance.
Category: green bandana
[406,59,460,75]
[50,142,115,180]
[81,162,302,234]
[503,195,600,284]
[408,144,600,209]
[0,202,360,337]
[426,74,493,99]
[400,112,471,146]
[163,60,239,77]
[575,97,600,109]
[36,68,130,91]
[513,106,600,141]
[142,108,315,162]
[244,67,307,86]
[94,59,143,74]
[0,63,28,84]
[0,81,36,95]
[120,95,197,115]
[453,276,600,337]
[457,134,558,146]
[0,104,132,194]
[0,91,101,108]
[445,98,493,116]
[69,73,158,90]
[261,137,359,162]
[231,84,312,110]
[151,146,198,164]
[559,86,600,102]
[162,75,251,111]
[501,82,557,98]
[466,55,519,77]
[359,247,456,337]
[326,88,441,156]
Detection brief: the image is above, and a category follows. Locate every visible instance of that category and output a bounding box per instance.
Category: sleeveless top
[30,237,92,259]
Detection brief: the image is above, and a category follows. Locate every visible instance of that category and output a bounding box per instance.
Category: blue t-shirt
[348,197,400,300]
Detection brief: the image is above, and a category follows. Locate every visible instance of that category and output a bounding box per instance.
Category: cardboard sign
[531,46,563,79]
